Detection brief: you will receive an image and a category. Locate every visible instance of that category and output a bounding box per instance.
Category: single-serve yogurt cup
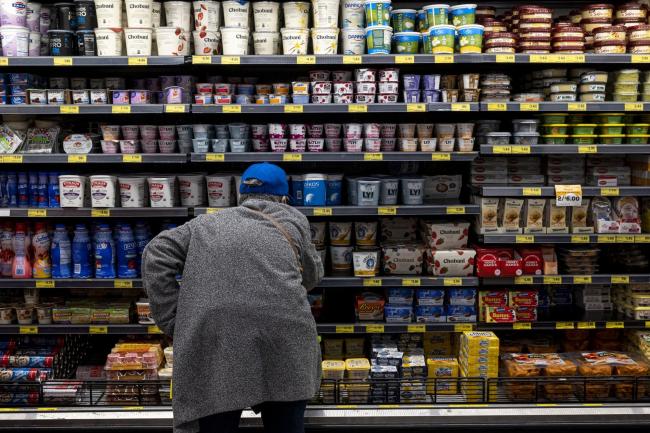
[178,174,206,207]
[59,175,86,207]
[311,27,338,54]
[164,0,192,31]
[94,0,122,27]
[155,26,189,55]
[0,0,27,27]
[90,175,117,208]
[222,0,250,28]
[281,27,308,54]
[365,25,392,54]
[341,27,364,54]
[253,1,279,32]
[1,25,29,56]
[253,31,280,54]
[340,0,363,28]
[119,176,146,207]
[124,27,152,55]
[312,0,339,28]
[206,174,232,207]
[95,27,123,55]
[193,0,220,30]
[125,0,153,28]
[193,29,220,54]
[220,26,249,54]
[283,1,309,28]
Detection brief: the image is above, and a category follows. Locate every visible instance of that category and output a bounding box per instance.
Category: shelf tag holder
[555,184,582,207]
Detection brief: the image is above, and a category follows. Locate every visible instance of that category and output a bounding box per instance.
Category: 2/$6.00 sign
[555,185,583,207]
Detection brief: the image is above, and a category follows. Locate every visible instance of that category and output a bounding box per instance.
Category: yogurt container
[312,0,340,28]
[178,174,205,207]
[429,25,455,53]
[59,175,86,207]
[253,1,280,32]
[353,250,379,276]
[356,177,381,206]
[193,0,220,30]
[222,0,249,28]
[457,24,483,53]
[90,175,117,208]
[0,0,27,27]
[365,25,392,54]
[1,25,29,56]
[193,29,220,54]
[164,0,192,30]
[364,0,390,26]
[423,4,448,26]
[450,3,476,26]
[282,1,309,29]
[124,27,152,55]
[155,26,189,55]
[95,27,123,55]
[340,0,363,28]
[148,177,175,207]
[311,27,338,54]
[94,0,122,27]
[391,9,416,32]
[119,177,146,207]
[393,31,419,54]
[124,0,153,28]
[281,27,308,54]
[206,174,232,207]
[220,26,249,55]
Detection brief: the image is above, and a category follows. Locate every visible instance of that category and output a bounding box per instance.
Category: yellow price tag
[646,321,650,328]
[606,322,624,329]
[336,325,354,334]
[366,324,385,333]
[0,408,18,412]
[67,154,87,163]
[514,276,533,285]
[284,104,303,113]
[568,103,587,111]
[617,235,635,243]
[571,235,590,243]
[336,405,358,409]
[0,57,8,66]
[578,145,597,154]
[36,407,58,411]
[123,154,142,163]
[513,322,532,330]
[556,322,574,330]
[601,187,619,196]
[632,55,650,63]
[342,55,362,64]
[395,55,414,64]
[487,103,507,111]
[446,206,465,215]
[192,55,211,64]
[127,57,147,66]
[363,279,382,287]
[378,207,397,215]
[434,55,454,63]
[402,278,421,286]
[205,153,225,162]
[165,104,185,113]
[443,278,462,286]
[364,153,383,161]
[282,153,302,162]
[27,209,47,217]
[492,145,511,154]
[611,276,630,284]
[408,324,426,333]
[543,276,562,284]
[519,103,539,111]
[111,105,131,114]
[432,153,451,161]
[2,155,22,163]
[35,280,55,288]
[221,56,240,64]
[205,208,221,214]
[89,326,108,334]
[91,209,110,217]
[573,276,592,284]
[563,54,585,63]
[114,280,134,288]
[597,235,617,243]
[454,324,473,332]
[296,55,315,64]
[148,325,163,334]
[123,406,146,411]
[496,54,515,63]
[60,105,79,114]
[451,103,470,112]
[516,235,535,243]
[223,105,242,113]
[406,103,426,112]
[313,208,332,216]
[555,184,582,207]
[510,145,531,154]
[636,234,650,243]
[19,326,38,334]
[53,57,73,66]
[625,103,644,111]
[349,104,368,112]
[523,187,542,196]
[529,54,550,63]
[577,322,596,329]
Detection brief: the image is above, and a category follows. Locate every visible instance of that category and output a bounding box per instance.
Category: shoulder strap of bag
[246,208,304,272]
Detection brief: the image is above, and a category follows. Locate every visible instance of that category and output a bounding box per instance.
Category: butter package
[322,360,346,380]
[370,364,399,379]
[515,306,538,322]
[345,358,371,380]
[420,221,470,250]
[382,243,425,275]
[385,304,413,323]
[402,354,426,377]
[448,288,477,305]
[416,289,444,306]
[423,332,452,356]
[509,290,539,307]
[374,350,403,367]
[447,305,477,322]
[427,249,477,276]
[460,363,499,378]
[459,331,499,351]
[479,290,508,321]
[415,305,446,323]
[426,357,459,394]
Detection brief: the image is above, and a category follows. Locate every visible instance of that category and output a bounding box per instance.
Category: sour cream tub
[178,174,205,206]
[148,176,175,207]
[119,176,146,207]
[206,174,232,207]
[90,175,117,208]
[59,175,86,207]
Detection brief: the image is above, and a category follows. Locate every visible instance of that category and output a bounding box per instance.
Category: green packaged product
[627,123,650,135]
[542,134,568,144]
[570,135,597,144]
[571,124,598,135]
[542,124,568,135]
[627,134,650,144]
[599,124,625,135]
[599,134,625,145]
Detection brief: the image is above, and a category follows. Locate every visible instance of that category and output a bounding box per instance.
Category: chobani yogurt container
[90,175,117,208]
[119,176,146,207]
[59,175,86,207]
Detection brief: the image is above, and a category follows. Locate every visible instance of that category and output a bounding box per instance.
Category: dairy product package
[420,220,470,250]
[426,249,476,276]
[382,243,425,275]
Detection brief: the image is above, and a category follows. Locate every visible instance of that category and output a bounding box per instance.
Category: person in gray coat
[142,162,324,433]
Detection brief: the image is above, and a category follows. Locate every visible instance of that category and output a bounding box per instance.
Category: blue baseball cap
[240,162,289,196]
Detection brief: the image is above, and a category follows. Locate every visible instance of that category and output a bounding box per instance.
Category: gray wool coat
[142,198,324,433]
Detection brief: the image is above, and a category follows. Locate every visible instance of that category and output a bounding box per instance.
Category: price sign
[378,207,397,215]
[123,154,142,163]
[432,153,451,161]
[406,103,426,112]
[221,56,240,64]
[625,103,644,111]
[515,235,534,243]
[60,105,79,114]
[296,55,315,64]
[611,276,630,284]
[513,323,532,330]
[349,104,368,113]
[395,55,415,64]
[601,188,619,196]
[510,145,531,154]
[35,280,55,288]
[567,103,587,111]
[2,155,22,163]
[223,105,242,113]
[523,187,542,196]
[606,322,624,329]
[495,54,515,63]
[91,209,110,217]
[363,279,382,287]
[556,322,574,329]
[632,55,650,63]
[19,326,38,334]
[127,57,147,66]
[434,55,454,63]
[454,324,473,332]
[446,206,465,214]
[343,55,362,64]
[0,57,8,66]
[205,153,225,162]
[578,145,597,154]
[519,103,539,111]
[616,235,635,243]
[284,105,303,113]
[67,155,87,163]
[514,276,533,284]
[114,280,133,288]
[571,235,590,243]
[28,209,47,217]
[313,208,332,216]
[443,278,462,286]
[577,322,596,329]
[192,55,211,64]
[543,276,562,284]
[402,278,421,286]
[89,326,108,334]
[335,325,354,334]
[364,153,383,161]
[636,235,650,243]
[148,325,163,334]
[597,235,617,243]
[573,276,592,284]
[492,146,511,154]
[451,103,470,112]
[53,57,73,66]
[487,103,507,111]
[112,105,131,114]
[366,325,384,333]
[165,104,185,113]
[282,153,302,162]
[407,324,426,333]
[555,184,582,206]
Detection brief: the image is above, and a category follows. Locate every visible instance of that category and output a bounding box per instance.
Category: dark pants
[198,400,308,433]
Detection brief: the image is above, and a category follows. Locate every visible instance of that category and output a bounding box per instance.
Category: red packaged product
[485,306,517,323]
[515,306,538,322]
[516,248,544,275]
[475,246,523,277]
[510,290,539,307]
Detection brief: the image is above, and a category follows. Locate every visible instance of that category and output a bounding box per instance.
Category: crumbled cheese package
[415,305,446,323]
[382,243,425,275]
[420,221,470,250]
[416,289,445,306]
[426,249,477,276]
[447,305,477,322]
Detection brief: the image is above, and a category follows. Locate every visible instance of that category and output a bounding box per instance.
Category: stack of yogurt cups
[192,0,220,55]
[220,0,251,55]
[0,0,39,57]
[280,2,309,55]
[158,1,190,55]
[251,1,280,55]
[93,0,157,56]
[310,0,340,55]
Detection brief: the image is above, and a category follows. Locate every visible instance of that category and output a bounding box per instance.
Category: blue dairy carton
[448,288,477,305]
[387,288,413,305]
[446,305,477,322]
[303,174,327,206]
[415,305,445,322]
[416,289,444,306]
[385,304,413,323]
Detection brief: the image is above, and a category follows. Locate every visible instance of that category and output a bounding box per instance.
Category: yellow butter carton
[345,358,370,380]
[459,331,499,353]
[426,357,459,394]
[322,360,345,380]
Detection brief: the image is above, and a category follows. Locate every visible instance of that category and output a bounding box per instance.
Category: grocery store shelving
[190,151,478,162]
[0,154,187,164]
[0,208,189,218]
[480,102,649,112]
[319,276,478,287]
[193,204,479,217]
[317,323,472,334]
[0,324,162,335]
[482,274,650,285]
[473,186,650,197]
[480,319,649,331]
[0,56,188,67]
[480,233,650,244]
[191,102,478,114]
[0,279,142,289]
[480,145,650,155]
[0,104,190,115]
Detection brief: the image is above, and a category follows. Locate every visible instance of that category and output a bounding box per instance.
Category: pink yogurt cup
[139,125,158,140]
[158,125,176,140]
[288,124,306,139]
[344,123,363,139]
[324,123,341,138]
[141,139,158,153]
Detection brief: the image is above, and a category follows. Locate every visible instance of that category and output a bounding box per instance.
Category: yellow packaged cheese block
[426,357,459,395]
[460,331,499,352]
[322,360,345,380]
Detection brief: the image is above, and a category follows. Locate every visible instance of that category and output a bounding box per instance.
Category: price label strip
[555,184,582,207]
